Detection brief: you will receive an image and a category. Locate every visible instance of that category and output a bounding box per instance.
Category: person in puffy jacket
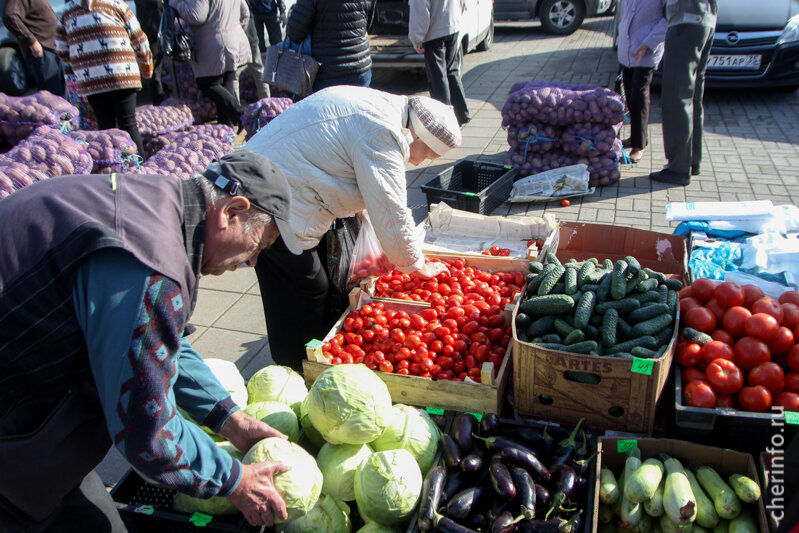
[244,86,462,370]
[285,0,376,91]
[170,0,252,127]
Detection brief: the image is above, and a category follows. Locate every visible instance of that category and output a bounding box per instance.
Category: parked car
[493,0,615,36]
[368,0,494,69]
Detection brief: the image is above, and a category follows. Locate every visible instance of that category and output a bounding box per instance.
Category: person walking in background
[170,0,252,128]
[409,0,470,126]
[234,7,271,102]
[134,0,166,104]
[55,0,153,158]
[3,0,66,97]
[650,0,717,186]
[286,0,376,92]
[247,0,285,53]
[616,0,666,164]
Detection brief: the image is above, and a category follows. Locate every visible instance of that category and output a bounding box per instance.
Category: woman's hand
[631,44,649,62]
[413,261,449,280]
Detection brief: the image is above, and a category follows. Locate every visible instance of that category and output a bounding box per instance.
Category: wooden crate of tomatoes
[674,279,799,454]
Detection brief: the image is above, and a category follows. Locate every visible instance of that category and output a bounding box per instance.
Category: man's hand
[30,40,44,58]
[416,47,424,54]
[631,44,649,62]
[227,461,289,527]
[218,409,287,455]
[413,261,449,280]
[279,12,287,27]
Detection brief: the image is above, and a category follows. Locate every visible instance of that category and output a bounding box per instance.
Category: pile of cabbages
[502,81,625,187]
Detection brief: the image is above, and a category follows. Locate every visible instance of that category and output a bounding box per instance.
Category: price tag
[785,411,799,425]
[426,407,444,416]
[305,339,323,349]
[631,357,654,376]
[617,440,638,453]
[133,505,154,515]
[468,412,484,422]
[463,192,476,197]
[189,513,213,527]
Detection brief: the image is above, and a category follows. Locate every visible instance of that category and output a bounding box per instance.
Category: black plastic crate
[674,365,795,455]
[111,469,260,533]
[420,160,517,215]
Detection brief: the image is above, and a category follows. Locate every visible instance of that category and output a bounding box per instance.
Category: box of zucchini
[511,250,685,434]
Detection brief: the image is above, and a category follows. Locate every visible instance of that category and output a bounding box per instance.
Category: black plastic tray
[420,160,517,215]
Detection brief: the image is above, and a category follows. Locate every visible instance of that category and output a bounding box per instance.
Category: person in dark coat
[134,0,166,104]
[285,0,376,92]
[247,0,286,53]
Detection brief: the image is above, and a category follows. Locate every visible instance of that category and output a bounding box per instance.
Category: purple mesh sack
[0,162,50,199]
[0,91,80,149]
[241,97,293,140]
[502,81,624,127]
[70,128,137,173]
[0,126,92,179]
[144,123,235,154]
[138,132,235,181]
[561,122,623,156]
[136,102,194,139]
[506,122,562,156]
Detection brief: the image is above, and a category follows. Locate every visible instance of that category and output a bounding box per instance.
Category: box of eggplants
[416,412,596,533]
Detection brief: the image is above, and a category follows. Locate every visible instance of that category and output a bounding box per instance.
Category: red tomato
[677,342,703,367]
[680,297,704,316]
[774,392,799,411]
[738,385,772,412]
[706,358,744,395]
[743,285,765,308]
[499,248,511,256]
[723,306,752,338]
[684,307,717,333]
[768,327,795,355]
[788,345,799,372]
[682,366,707,383]
[691,278,718,304]
[778,290,799,306]
[734,336,771,371]
[489,246,501,256]
[785,373,799,394]
[711,329,735,346]
[751,297,785,324]
[560,199,571,207]
[679,285,694,299]
[748,362,785,395]
[714,282,745,309]
[683,380,717,408]
[780,303,799,329]
[744,313,781,342]
[716,395,735,408]
[704,299,726,322]
[701,341,735,364]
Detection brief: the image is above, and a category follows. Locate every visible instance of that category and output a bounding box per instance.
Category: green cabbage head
[353,449,422,527]
[247,365,308,416]
[370,404,440,475]
[172,441,243,516]
[244,401,300,442]
[204,359,248,408]
[356,523,402,533]
[306,364,392,445]
[299,396,326,449]
[243,437,323,522]
[316,442,373,501]
[276,494,351,533]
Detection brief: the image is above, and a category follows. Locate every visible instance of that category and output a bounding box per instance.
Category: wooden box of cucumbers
[511,223,689,434]
[596,437,769,533]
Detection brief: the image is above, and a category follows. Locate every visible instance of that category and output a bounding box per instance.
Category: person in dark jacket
[134,0,166,104]
[3,0,65,96]
[247,0,286,53]
[285,0,376,92]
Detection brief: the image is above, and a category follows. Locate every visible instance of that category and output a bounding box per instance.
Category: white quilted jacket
[244,86,425,273]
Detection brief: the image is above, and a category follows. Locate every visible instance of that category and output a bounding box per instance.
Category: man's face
[201,197,278,276]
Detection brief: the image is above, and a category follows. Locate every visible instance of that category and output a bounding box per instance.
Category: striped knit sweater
[55,0,152,96]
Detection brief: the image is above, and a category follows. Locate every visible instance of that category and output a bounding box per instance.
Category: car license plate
[707,54,761,70]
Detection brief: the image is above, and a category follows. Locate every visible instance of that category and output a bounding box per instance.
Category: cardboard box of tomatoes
[674,279,799,454]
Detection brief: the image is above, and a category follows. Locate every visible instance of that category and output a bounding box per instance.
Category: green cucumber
[528,261,544,273]
[584,324,599,340]
[626,271,649,296]
[617,317,634,339]
[655,327,675,346]
[545,252,561,267]
[554,318,575,338]
[667,290,679,316]
[564,267,578,295]
[644,268,667,284]
[527,275,543,295]
[663,278,684,290]
[632,346,667,359]
[626,255,642,276]
[538,264,566,296]
[527,316,556,338]
[631,313,674,338]
[541,333,563,344]
[601,308,619,348]
[612,260,629,300]
[577,261,596,289]
[574,291,597,330]
[613,352,635,359]
[683,327,713,346]
[607,336,659,355]
[596,298,642,315]
[516,312,533,329]
[603,258,614,271]
[536,340,598,354]
[638,278,659,293]
[628,290,662,305]
[727,474,760,504]
[563,329,585,346]
[657,284,669,304]
[597,272,613,301]
[627,304,672,324]
[520,294,575,316]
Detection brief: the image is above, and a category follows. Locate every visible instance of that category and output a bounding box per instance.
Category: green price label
[617,440,638,453]
[426,407,445,416]
[467,412,484,422]
[463,192,476,197]
[631,357,654,376]
[785,411,799,425]
[189,513,213,527]
[305,338,323,349]
[134,505,154,515]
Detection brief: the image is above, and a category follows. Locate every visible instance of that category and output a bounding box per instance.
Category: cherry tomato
[710,329,735,346]
[690,278,718,304]
[748,362,785,395]
[768,327,795,355]
[716,395,735,408]
[714,282,745,309]
[788,345,799,372]
[784,373,799,394]
[684,306,717,333]
[683,380,717,408]
[682,366,707,384]
[778,290,799,306]
[738,385,772,412]
[745,313,781,342]
[722,306,752,338]
[560,199,571,207]
[733,336,771,371]
[751,297,784,324]
[701,340,735,365]
[705,358,744,395]
[774,391,799,411]
[743,284,765,308]
[677,342,703,367]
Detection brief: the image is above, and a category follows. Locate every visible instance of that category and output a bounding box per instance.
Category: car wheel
[539,0,586,35]
[0,47,30,96]
[476,17,494,52]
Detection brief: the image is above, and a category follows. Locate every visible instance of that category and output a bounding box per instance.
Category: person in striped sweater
[55,0,153,158]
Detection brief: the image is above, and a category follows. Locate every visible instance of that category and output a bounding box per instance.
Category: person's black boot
[650,168,690,186]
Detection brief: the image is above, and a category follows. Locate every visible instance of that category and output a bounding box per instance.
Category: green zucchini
[626,458,665,503]
[682,328,713,346]
[600,465,620,505]
[728,510,757,533]
[577,261,596,289]
[713,520,730,533]
[519,294,575,316]
[598,503,615,523]
[660,515,693,533]
[728,474,760,503]
[601,308,619,348]
[612,260,629,300]
[644,476,666,517]
[621,448,644,529]
[627,304,671,324]
[660,454,697,525]
[527,316,556,338]
[695,466,742,520]
[637,513,654,533]
[631,313,675,338]
[574,291,597,329]
[686,468,720,529]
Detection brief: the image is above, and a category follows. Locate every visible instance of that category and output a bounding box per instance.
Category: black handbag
[158,3,193,63]
[263,39,321,97]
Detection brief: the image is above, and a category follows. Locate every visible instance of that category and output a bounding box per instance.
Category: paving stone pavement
[97,14,799,485]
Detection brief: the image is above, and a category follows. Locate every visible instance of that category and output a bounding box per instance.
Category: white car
[368,0,495,69]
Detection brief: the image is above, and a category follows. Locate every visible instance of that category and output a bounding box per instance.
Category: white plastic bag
[508,164,594,203]
[347,211,394,284]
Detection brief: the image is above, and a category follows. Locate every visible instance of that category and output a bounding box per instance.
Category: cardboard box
[303,290,513,414]
[596,437,770,533]
[512,222,688,434]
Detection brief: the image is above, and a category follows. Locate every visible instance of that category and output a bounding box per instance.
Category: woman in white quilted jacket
[244,86,462,370]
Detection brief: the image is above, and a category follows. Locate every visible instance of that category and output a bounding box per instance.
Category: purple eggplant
[443,469,467,502]
[441,434,463,470]
[460,449,487,474]
[517,512,582,533]
[491,511,521,533]
[534,484,552,511]
[474,434,543,462]
[497,446,551,482]
[510,466,536,520]
[446,485,489,520]
[488,499,511,524]
[435,514,481,533]
[545,464,577,519]
[418,466,446,532]
[489,462,516,500]
[452,412,479,454]
[550,419,583,466]
[480,412,501,435]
